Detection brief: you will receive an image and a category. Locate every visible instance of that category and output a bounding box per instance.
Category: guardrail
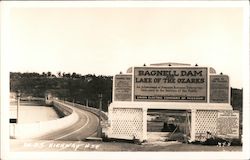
[20,97,44,101]
[63,101,108,120]
[53,101,73,117]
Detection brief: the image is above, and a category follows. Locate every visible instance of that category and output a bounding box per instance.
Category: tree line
[10,72,243,113]
[10,72,112,111]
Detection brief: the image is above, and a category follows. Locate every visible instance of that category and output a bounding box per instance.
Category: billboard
[114,75,132,101]
[210,75,229,103]
[134,67,207,102]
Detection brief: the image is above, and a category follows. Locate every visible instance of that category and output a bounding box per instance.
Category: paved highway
[38,102,99,141]
[9,102,101,152]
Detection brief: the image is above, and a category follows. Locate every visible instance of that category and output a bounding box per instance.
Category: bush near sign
[134,67,207,102]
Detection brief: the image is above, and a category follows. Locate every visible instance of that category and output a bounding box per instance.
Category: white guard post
[107,63,234,142]
[45,92,53,105]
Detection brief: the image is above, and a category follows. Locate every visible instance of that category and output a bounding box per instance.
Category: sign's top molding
[125,63,217,74]
[134,65,208,68]
[150,62,191,67]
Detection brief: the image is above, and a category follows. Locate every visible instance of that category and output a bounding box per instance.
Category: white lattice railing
[109,108,144,140]
[195,110,218,141]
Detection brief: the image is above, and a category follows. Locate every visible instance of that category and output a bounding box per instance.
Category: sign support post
[142,107,148,141]
[190,109,196,142]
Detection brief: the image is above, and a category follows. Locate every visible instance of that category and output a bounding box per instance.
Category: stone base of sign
[107,102,234,142]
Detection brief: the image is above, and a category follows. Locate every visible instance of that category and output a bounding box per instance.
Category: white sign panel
[134,67,207,102]
[216,111,239,139]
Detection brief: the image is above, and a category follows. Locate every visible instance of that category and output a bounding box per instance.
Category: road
[9,102,101,152]
[38,102,99,141]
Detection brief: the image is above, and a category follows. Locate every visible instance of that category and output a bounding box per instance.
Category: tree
[72,72,77,79]
[42,72,47,77]
[47,71,52,77]
[57,71,62,77]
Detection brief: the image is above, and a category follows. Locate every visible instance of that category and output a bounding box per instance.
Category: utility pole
[97,93,102,137]
[16,90,21,124]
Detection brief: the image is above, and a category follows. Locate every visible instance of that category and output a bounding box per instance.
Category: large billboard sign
[114,75,132,101]
[134,67,207,102]
[210,75,229,103]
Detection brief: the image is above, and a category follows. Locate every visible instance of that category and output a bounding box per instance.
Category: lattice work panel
[110,108,143,140]
[195,110,218,141]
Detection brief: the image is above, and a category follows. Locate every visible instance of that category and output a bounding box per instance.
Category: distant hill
[231,88,243,127]
[10,72,243,113]
[231,88,243,111]
[10,72,112,112]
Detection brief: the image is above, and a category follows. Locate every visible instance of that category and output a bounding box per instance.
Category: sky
[6,5,245,88]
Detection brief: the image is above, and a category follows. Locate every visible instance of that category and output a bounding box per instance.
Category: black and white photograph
[1,1,249,160]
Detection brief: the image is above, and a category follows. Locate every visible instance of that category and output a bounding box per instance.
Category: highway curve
[38,103,99,141]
